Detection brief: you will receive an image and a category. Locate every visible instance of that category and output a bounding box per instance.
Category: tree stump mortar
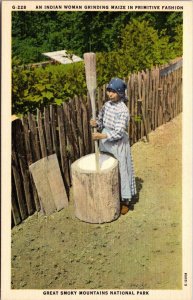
[71,153,120,223]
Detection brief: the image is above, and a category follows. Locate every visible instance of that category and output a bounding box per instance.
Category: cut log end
[71,153,120,224]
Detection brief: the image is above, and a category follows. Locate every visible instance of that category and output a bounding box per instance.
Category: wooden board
[29,154,68,215]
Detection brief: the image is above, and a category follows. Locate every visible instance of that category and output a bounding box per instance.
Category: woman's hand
[92,132,107,140]
[90,119,97,127]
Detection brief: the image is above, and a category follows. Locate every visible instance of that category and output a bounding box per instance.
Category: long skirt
[99,129,137,199]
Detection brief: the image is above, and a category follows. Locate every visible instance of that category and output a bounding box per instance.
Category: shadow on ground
[129,177,144,210]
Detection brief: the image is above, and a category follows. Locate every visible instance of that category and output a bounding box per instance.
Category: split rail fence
[12,60,182,227]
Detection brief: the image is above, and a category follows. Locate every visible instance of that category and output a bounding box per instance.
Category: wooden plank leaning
[29,154,68,215]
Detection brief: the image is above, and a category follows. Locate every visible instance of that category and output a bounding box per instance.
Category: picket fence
[11,59,182,227]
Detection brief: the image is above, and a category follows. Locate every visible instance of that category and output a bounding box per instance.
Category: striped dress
[97,100,137,200]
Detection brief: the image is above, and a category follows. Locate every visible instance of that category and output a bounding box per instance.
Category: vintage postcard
[1,1,192,300]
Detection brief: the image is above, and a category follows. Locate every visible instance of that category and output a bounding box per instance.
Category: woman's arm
[90,105,105,130]
[92,132,107,140]
[96,105,105,131]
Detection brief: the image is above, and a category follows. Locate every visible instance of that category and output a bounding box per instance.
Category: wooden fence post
[22,116,41,212]
[37,109,47,158]
[75,96,85,157]
[50,104,60,158]
[12,148,28,221]
[57,105,70,190]
[81,97,90,154]
[12,119,35,216]
[44,107,53,155]
[27,112,41,161]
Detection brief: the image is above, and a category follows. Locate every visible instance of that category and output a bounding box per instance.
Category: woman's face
[107,89,120,102]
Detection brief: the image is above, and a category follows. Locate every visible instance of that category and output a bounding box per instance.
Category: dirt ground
[11,114,182,290]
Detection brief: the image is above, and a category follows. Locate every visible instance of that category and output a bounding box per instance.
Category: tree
[172,24,183,56]
[118,19,175,72]
[96,19,179,84]
[12,12,183,114]
[12,11,182,64]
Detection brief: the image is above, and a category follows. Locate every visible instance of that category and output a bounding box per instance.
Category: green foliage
[12,11,133,62]
[119,20,175,70]
[96,19,178,83]
[12,12,183,115]
[134,115,142,122]
[165,12,183,41]
[172,24,183,57]
[12,11,182,64]
[12,61,87,114]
